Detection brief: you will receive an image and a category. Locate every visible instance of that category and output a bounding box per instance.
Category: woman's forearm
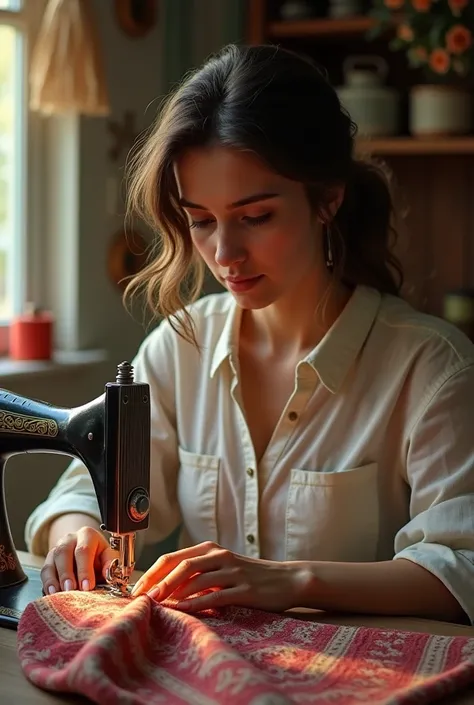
[296,557,467,624]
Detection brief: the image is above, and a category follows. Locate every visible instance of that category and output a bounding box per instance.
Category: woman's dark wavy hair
[125,43,403,346]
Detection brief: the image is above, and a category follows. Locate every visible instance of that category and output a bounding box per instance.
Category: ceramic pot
[279,1,312,19]
[328,0,362,17]
[410,85,472,137]
[337,55,401,137]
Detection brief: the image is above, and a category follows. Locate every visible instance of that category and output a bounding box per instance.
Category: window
[0,0,28,323]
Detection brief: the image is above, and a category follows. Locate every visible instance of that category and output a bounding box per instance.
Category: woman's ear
[328,184,345,218]
[318,184,346,224]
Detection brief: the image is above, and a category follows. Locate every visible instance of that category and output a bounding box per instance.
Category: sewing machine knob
[128,488,150,522]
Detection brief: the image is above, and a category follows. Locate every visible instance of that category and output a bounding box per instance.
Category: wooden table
[3,552,474,704]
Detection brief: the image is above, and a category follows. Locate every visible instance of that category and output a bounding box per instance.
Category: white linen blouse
[25,285,474,622]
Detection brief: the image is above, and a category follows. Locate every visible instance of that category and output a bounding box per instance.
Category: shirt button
[246,467,254,477]
[288,411,298,421]
[246,534,255,544]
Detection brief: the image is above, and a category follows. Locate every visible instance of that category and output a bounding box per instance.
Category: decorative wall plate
[115,0,157,38]
[107,228,149,292]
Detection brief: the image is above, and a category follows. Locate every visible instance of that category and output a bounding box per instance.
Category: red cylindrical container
[9,304,54,361]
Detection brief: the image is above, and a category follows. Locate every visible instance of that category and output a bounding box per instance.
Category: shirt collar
[209,285,382,391]
[305,285,382,393]
[210,297,241,378]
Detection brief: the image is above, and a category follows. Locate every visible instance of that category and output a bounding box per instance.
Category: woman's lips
[225,275,264,293]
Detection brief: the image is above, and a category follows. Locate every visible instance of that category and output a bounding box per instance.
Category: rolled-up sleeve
[25,319,182,556]
[394,362,474,623]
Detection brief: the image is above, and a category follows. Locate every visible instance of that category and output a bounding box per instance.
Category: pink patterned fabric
[17,588,474,705]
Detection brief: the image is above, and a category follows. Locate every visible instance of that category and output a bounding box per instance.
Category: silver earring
[325,226,334,271]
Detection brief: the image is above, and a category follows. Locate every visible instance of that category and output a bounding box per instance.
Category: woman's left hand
[130,541,310,613]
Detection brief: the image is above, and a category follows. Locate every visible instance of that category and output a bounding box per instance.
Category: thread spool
[9,303,54,361]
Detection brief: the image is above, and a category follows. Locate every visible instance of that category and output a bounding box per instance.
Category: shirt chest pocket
[286,463,379,562]
[177,447,220,545]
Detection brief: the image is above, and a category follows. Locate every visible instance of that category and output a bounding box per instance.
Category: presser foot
[104,557,134,597]
[95,581,133,598]
[104,532,136,597]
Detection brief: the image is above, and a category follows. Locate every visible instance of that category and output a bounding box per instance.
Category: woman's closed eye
[190,218,214,230]
[243,213,273,227]
[190,212,273,230]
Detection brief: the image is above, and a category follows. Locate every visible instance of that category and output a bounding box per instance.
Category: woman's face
[174,145,329,310]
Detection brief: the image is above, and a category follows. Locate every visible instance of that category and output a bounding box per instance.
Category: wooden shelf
[356,137,474,156]
[247,2,474,319]
[268,16,380,39]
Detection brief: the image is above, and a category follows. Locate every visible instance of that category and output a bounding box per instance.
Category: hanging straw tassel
[29,0,110,116]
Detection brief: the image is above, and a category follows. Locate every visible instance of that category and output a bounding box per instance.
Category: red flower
[412,0,431,11]
[397,23,414,41]
[446,25,472,55]
[429,48,451,74]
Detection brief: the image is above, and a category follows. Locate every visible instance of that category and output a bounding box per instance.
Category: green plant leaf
[367,6,391,22]
[407,51,425,67]
[390,37,407,51]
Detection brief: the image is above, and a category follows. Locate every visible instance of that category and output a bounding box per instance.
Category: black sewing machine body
[0,361,151,629]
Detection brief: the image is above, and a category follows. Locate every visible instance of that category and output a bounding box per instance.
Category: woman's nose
[214,230,246,268]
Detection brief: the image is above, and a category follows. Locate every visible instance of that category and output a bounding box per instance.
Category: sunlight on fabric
[16,589,474,704]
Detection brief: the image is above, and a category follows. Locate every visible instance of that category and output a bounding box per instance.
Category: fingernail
[131,581,142,596]
[48,585,56,595]
[64,579,73,591]
[82,579,90,591]
[148,586,161,600]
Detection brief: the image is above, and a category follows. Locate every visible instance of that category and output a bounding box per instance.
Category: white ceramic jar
[410,85,472,137]
[328,0,362,17]
[337,56,401,137]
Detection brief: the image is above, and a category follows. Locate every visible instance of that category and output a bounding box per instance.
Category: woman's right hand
[40,526,119,594]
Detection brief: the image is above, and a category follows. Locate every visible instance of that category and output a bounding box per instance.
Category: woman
[26,44,474,624]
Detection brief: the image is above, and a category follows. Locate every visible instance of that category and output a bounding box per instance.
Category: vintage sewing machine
[0,360,151,630]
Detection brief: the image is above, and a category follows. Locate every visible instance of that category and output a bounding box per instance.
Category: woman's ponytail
[332,158,403,296]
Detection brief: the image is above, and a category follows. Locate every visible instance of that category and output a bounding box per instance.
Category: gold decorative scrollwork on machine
[0,411,58,437]
[0,544,17,573]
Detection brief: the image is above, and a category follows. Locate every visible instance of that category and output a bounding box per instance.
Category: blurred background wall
[3,0,244,551]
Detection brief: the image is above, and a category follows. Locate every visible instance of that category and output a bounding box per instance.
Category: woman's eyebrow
[178,192,280,210]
